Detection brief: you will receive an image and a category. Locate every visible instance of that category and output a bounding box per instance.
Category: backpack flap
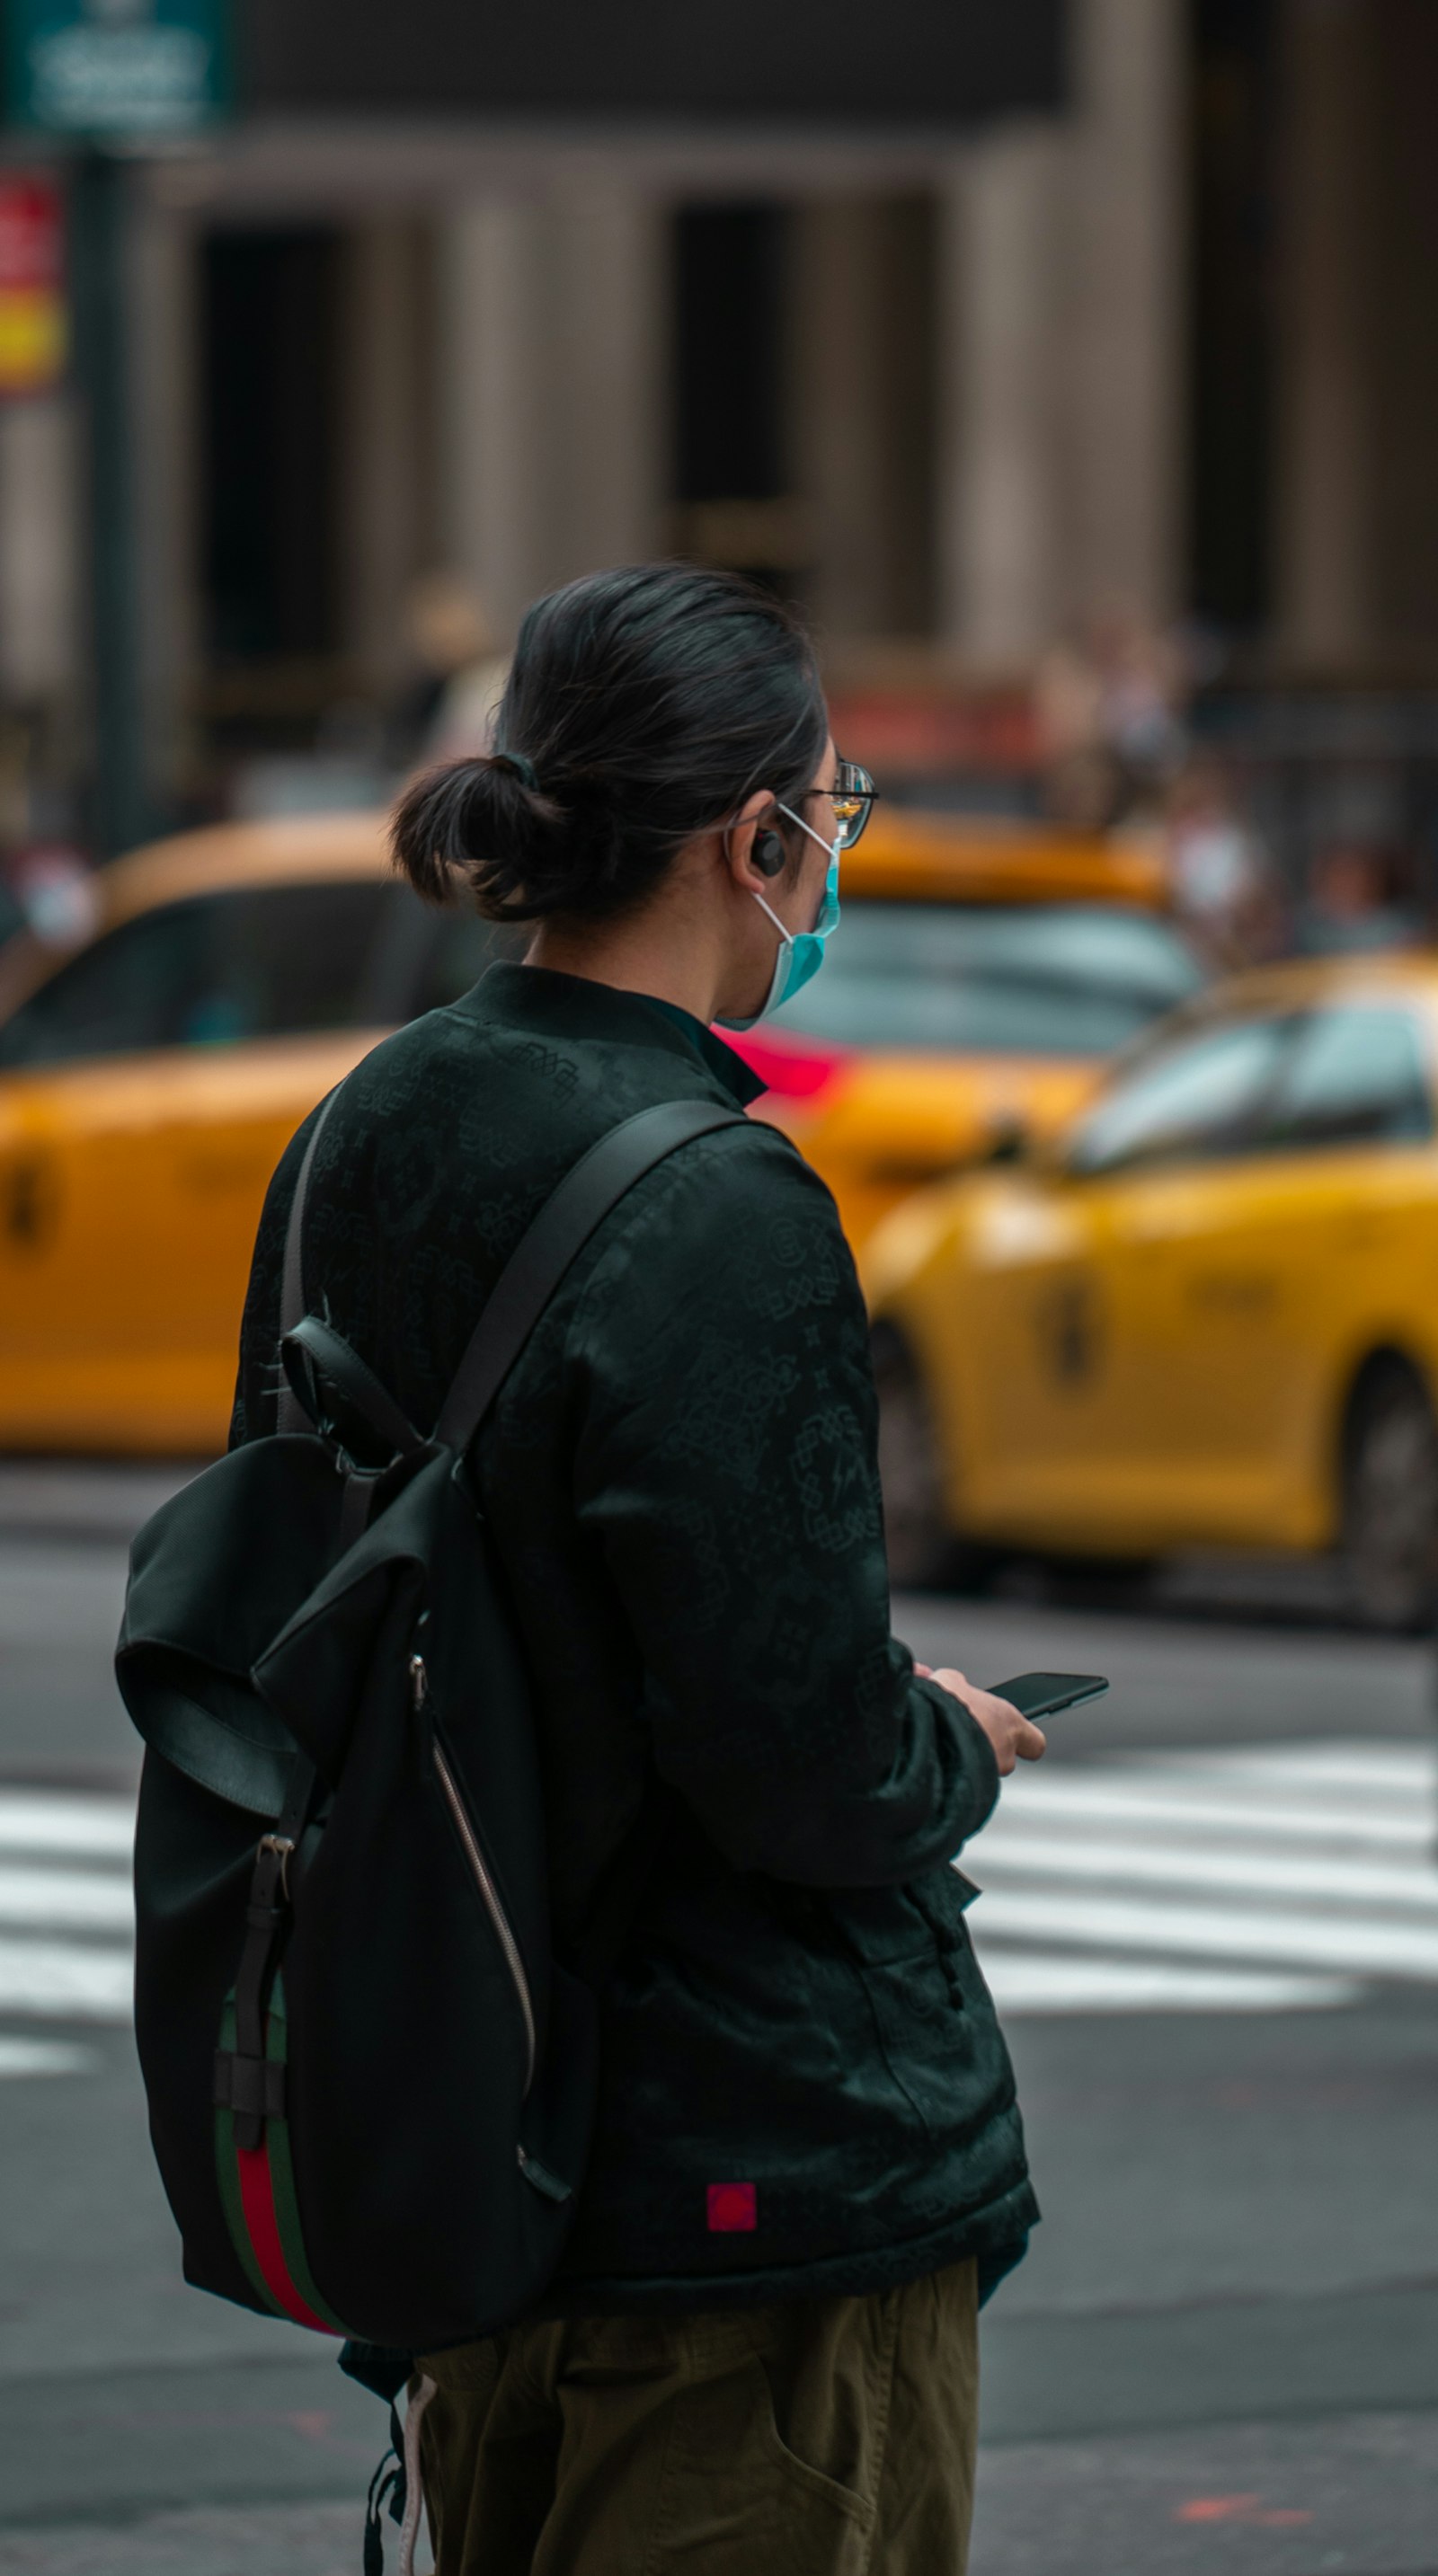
[250,1453,448,1785]
[117,1436,351,1818]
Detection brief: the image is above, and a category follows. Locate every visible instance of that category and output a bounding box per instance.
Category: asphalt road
[0,1463,1434,2575]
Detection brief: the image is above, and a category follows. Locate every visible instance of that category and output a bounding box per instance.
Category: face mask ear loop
[751,890,794,949]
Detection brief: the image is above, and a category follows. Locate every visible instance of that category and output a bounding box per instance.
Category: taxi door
[954,1165,1122,1536]
[958,1011,1295,1550]
[1115,998,1438,1545]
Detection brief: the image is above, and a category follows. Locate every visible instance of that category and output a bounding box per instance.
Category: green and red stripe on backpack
[215,1977,350,2336]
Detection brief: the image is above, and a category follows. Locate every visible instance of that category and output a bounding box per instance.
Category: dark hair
[390,563,827,922]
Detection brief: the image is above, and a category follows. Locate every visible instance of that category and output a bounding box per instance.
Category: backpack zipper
[410,1653,537,2096]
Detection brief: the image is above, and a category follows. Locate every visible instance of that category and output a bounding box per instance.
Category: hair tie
[492,750,538,792]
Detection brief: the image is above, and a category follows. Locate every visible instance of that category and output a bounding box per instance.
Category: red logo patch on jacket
[706,2182,757,2232]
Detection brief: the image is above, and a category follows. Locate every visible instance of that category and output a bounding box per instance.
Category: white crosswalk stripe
[0,1787,135,2071]
[965,1739,1438,2014]
[1,1743,1434,2070]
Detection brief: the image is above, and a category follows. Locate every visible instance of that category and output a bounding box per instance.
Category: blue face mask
[718,806,842,1031]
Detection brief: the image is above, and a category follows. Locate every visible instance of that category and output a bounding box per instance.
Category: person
[231,563,1044,2576]
[1164,755,1278,965]
[1297,839,1424,956]
[390,569,510,767]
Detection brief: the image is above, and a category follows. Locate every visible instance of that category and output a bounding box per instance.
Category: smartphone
[985,1671,1109,1720]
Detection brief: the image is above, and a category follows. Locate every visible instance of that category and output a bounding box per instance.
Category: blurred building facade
[0,0,1435,843]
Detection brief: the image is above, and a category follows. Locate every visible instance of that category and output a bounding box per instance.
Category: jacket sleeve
[567,1121,999,1888]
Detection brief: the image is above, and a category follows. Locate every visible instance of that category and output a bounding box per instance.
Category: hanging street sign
[0,176,65,394]
[6,0,231,141]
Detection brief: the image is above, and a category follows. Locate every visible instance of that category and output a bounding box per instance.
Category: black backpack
[118,1091,742,2368]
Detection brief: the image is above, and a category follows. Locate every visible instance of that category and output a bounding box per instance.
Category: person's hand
[915,1664,1046,1775]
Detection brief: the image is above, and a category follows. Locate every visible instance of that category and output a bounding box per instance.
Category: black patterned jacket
[232,961,1037,2308]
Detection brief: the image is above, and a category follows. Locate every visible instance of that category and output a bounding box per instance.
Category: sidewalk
[4,2410,1436,2574]
[0,2501,360,2574]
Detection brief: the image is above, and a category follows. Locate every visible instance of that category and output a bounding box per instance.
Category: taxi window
[1067,1016,1294,1175]
[769,901,1203,1058]
[0,881,391,1067]
[1256,1005,1432,1150]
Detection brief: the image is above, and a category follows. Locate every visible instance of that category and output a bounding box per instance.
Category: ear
[723,791,787,892]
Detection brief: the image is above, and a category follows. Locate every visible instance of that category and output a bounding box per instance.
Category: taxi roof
[840,812,1168,908]
[1185,949,1438,1020]
[94,813,394,927]
[91,805,1169,924]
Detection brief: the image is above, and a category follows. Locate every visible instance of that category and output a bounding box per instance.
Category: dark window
[1067,1015,1293,1175]
[201,229,342,662]
[770,902,1203,1058]
[674,205,788,506]
[0,883,392,1069]
[1187,0,1277,631]
[1256,1005,1432,1150]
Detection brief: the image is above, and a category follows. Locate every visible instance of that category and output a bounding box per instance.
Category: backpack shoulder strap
[275,1084,345,1433]
[435,1097,746,1455]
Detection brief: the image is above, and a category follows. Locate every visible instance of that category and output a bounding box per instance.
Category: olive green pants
[415,2257,978,2576]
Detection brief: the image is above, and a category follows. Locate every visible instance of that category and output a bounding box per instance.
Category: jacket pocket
[825,1883,973,2142]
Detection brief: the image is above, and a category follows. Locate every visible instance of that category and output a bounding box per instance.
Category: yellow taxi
[734,811,1202,1245]
[0,806,1197,1457]
[0,816,523,1454]
[863,953,1438,1629]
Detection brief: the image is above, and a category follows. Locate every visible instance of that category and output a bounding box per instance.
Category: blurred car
[863,954,1438,1629]
[0,806,1196,1457]
[732,811,1203,1246]
[0,817,521,1454]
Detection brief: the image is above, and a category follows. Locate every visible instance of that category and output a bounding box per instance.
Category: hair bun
[390,751,569,916]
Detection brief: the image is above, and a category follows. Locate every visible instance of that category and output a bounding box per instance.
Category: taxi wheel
[872,1325,959,1591]
[1342,1363,1438,1633]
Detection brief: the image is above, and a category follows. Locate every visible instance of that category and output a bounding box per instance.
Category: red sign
[0,178,65,396]
[825,682,1042,780]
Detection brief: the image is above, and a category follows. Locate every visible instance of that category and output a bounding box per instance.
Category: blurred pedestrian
[391,570,510,767]
[7,842,98,945]
[1297,841,1424,956]
[237,564,1043,2574]
[1036,604,1188,833]
[1165,756,1279,965]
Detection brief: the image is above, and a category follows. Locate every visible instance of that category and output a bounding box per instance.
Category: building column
[547,174,663,582]
[439,175,662,643]
[342,218,433,691]
[1063,0,1185,628]
[1274,0,1370,666]
[936,126,1066,663]
[129,198,198,828]
[794,198,936,643]
[0,395,78,710]
[0,393,79,836]
[938,0,1183,661]
[439,197,548,641]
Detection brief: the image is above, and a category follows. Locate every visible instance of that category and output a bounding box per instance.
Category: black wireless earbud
[751,828,786,879]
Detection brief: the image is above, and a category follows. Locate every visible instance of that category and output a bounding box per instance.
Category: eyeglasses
[812,758,876,851]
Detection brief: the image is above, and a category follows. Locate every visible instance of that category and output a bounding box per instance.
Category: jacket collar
[460,962,767,1107]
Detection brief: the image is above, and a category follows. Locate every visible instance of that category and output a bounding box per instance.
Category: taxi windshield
[768,899,1203,1058]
